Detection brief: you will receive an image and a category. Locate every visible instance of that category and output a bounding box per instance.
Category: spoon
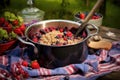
[75,0,104,36]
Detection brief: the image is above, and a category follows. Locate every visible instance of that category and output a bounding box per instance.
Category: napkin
[0,41,120,80]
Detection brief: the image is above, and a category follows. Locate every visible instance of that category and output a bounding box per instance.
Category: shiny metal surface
[18,20,98,68]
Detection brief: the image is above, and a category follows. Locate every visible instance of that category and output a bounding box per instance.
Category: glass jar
[20,0,45,24]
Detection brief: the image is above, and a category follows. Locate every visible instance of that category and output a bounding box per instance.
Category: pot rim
[25,19,91,47]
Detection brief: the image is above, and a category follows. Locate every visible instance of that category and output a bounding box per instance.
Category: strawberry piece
[63,37,67,41]
[31,60,40,69]
[22,60,28,67]
[0,17,5,25]
[15,75,21,80]
[57,34,63,38]
[5,24,12,33]
[92,16,96,19]
[80,13,85,19]
[59,28,63,32]
[92,15,100,19]
[32,37,38,42]
[66,31,72,37]
[19,24,26,33]
[14,28,23,35]
[96,16,100,19]
[23,71,29,78]
[12,20,19,26]
[7,24,12,28]
[3,21,9,27]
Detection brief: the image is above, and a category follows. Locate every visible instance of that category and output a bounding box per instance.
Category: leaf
[17,16,23,23]
[9,18,15,21]
[4,34,9,39]
[10,13,17,19]
[4,11,11,19]
[9,31,16,39]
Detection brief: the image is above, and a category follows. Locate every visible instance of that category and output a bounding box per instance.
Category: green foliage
[9,31,17,39]
[4,11,16,20]
[4,11,23,24]
[1,0,120,28]
[0,28,8,40]
[17,16,24,23]
[0,28,16,41]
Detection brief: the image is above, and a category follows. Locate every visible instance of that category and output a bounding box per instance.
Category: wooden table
[96,26,120,80]
[99,26,120,41]
[89,26,120,41]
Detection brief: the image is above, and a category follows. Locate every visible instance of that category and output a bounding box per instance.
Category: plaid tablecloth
[0,41,120,80]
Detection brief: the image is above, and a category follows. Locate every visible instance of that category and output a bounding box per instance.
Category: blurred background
[0,0,120,29]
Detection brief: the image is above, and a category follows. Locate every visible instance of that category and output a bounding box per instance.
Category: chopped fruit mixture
[75,12,102,19]
[30,27,85,46]
[0,11,25,43]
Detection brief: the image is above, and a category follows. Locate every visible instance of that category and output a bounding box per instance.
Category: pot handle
[86,23,99,37]
[17,36,38,54]
[76,21,99,36]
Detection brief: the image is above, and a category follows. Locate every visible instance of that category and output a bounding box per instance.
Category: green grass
[0,0,120,29]
[103,1,120,29]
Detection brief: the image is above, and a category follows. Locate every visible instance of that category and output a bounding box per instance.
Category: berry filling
[30,26,86,46]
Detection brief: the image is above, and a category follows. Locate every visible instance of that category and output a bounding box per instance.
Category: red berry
[80,13,85,19]
[15,75,21,80]
[92,15,100,19]
[5,24,12,32]
[16,70,21,75]
[45,28,49,33]
[14,28,23,35]
[31,60,40,69]
[0,70,6,73]
[5,73,10,77]
[59,28,63,32]
[49,27,55,31]
[32,37,38,42]
[22,60,28,67]
[0,17,5,25]
[96,16,100,19]
[4,21,9,27]
[19,24,26,33]
[92,16,96,19]
[20,70,25,74]
[57,34,63,38]
[63,37,67,41]
[66,31,72,37]
[23,71,29,78]
[7,24,12,28]
[12,20,19,26]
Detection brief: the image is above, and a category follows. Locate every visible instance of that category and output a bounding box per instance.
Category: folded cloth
[0,41,120,80]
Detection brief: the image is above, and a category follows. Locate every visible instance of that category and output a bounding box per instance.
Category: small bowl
[74,12,103,29]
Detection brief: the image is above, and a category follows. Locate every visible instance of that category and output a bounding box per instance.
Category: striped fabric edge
[0,55,8,66]
[64,64,77,74]
[38,68,51,76]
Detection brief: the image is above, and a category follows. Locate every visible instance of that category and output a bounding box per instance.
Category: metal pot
[17,20,98,68]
